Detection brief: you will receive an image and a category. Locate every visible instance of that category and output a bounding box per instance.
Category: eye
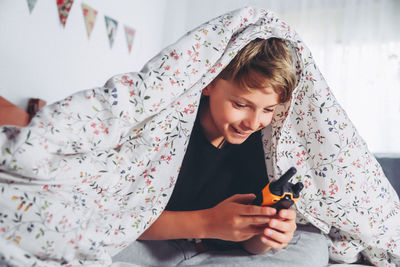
[263,108,275,113]
[233,102,246,108]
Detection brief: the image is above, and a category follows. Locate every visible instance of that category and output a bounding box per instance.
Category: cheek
[214,103,240,122]
[222,107,246,123]
[261,113,274,127]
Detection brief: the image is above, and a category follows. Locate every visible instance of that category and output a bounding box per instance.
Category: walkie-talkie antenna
[269,167,297,195]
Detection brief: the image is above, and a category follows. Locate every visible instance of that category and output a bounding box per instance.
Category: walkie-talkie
[253,167,303,211]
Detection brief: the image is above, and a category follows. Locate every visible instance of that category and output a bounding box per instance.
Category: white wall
[0,0,167,109]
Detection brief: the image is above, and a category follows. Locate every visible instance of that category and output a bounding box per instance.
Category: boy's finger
[264,228,292,245]
[245,215,271,225]
[242,204,276,216]
[269,218,296,233]
[278,209,296,220]
[261,235,286,250]
[229,194,256,204]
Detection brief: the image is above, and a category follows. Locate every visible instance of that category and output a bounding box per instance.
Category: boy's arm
[242,209,297,254]
[139,194,276,241]
[138,209,209,240]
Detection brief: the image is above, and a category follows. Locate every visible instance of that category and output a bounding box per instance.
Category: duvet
[0,7,399,267]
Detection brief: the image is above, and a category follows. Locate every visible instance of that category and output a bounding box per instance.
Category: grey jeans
[112,227,329,267]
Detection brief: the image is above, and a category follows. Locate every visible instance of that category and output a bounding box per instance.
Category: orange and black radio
[253,167,303,211]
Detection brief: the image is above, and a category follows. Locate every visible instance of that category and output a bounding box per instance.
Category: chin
[225,135,249,145]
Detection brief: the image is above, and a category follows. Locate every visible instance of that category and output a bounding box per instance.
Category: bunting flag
[81,3,98,38]
[104,16,118,48]
[56,0,74,27]
[27,0,38,13]
[124,25,135,53]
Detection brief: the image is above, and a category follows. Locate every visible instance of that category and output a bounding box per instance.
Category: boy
[113,38,329,266]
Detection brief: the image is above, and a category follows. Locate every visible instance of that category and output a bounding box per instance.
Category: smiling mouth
[231,126,252,137]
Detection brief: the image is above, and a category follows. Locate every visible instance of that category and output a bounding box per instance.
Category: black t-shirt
[166,115,268,249]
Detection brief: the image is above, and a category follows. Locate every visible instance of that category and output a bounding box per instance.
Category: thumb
[229,194,256,204]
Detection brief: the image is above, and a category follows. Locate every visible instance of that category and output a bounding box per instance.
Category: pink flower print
[296,150,306,166]
[303,179,311,189]
[329,183,338,195]
[137,161,144,167]
[174,70,180,76]
[351,160,361,168]
[195,43,200,49]
[120,75,134,86]
[187,50,192,56]
[146,179,151,186]
[165,65,171,71]
[297,130,305,138]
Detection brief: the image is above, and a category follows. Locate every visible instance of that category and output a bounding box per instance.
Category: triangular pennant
[124,25,135,53]
[27,0,38,13]
[57,0,74,27]
[81,3,98,38]
[104,16,118,48]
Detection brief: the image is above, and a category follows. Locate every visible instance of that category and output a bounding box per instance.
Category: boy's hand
[262,209,297,249]
[242,208,297,254]
[138,193,294,245]
[205,194,277,242]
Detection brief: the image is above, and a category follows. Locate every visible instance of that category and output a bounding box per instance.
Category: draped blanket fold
[0,7,399,267]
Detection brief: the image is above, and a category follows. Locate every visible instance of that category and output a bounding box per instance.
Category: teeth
[234,127,244,134]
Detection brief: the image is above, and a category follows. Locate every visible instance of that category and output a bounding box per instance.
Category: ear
[202,87,210,96]
[202,79,216,96]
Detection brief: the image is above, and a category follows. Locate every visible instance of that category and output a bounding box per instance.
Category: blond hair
[218,38,297,103]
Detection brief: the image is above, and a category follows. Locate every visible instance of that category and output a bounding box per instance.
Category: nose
[242,111,263,131]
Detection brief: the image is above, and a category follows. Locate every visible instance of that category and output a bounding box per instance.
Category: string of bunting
[26,0,135,54]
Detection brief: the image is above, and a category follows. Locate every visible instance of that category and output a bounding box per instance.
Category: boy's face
[201,78,279,146]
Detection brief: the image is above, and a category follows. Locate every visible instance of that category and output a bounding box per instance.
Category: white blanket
[0,7,399,267]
